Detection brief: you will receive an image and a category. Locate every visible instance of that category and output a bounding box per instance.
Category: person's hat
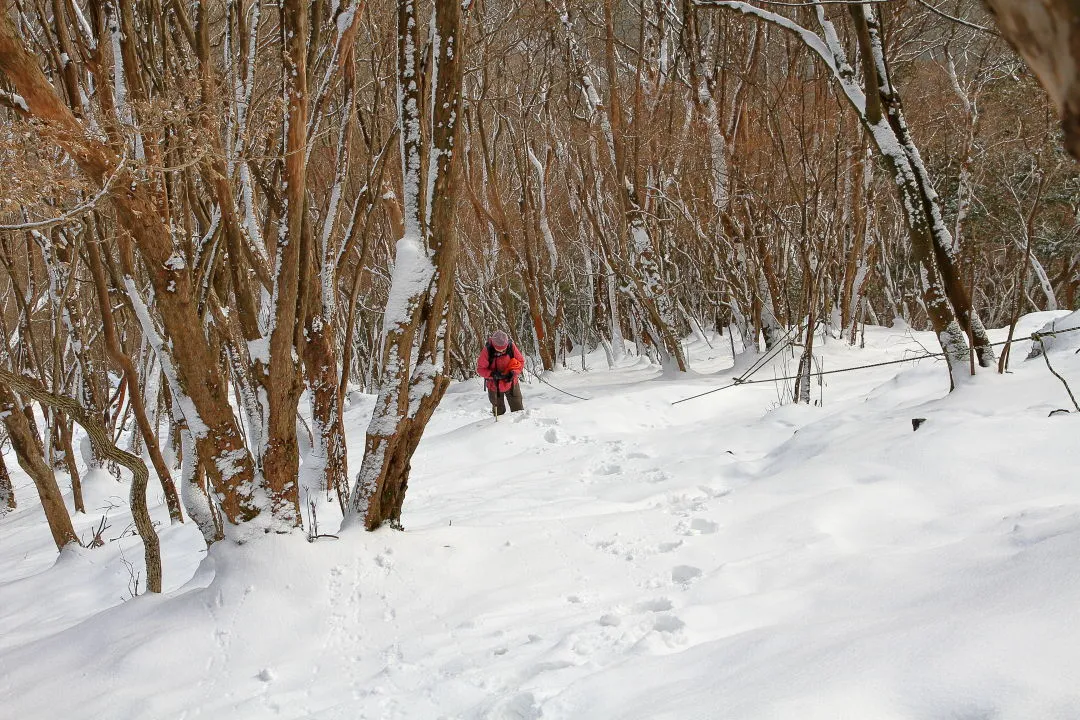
[489,330,509,351]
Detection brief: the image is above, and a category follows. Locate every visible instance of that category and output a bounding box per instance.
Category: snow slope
[2,313,1079,719]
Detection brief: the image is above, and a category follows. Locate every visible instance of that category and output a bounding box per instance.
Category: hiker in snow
[477,330,525,416]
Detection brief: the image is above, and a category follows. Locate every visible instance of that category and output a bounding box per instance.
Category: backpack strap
[487,340,517,377]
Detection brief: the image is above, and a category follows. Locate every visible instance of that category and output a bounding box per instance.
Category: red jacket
[477,342,524,393]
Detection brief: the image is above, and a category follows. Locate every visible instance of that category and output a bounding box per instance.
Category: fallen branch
[1033,332,1080,413]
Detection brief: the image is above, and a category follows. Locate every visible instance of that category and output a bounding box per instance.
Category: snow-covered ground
[2,313,1080,719]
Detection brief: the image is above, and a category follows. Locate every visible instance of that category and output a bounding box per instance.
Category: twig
[0,155,128,232]
[1034,332,1080,412]
[86,515,111,548]
[117,544,141,600]
[911,0,996,35]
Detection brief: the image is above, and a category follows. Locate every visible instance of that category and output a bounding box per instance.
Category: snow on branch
[0,90,29,114]
[695,1,869,118]
[693,1,841,78]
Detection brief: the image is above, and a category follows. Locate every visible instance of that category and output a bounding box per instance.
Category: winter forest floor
[2,313,1080,720]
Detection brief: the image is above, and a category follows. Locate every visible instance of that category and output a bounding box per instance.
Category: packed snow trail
[2,314,1080,719]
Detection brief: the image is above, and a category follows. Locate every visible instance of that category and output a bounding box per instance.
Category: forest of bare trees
[1,0,1077,590]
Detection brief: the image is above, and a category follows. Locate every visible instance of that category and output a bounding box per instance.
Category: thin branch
[1034,333,1080,413]
[0,156,128,232]
[911,0,995,35]
[696,0,892,6]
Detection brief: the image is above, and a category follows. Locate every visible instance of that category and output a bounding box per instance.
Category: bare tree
[348,0,468,531]
[698,0,993,388]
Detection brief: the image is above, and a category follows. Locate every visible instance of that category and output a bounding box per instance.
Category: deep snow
[2,313,1079,719]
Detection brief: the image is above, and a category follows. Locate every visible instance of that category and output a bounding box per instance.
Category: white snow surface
[3,313,1080,719]
[1031,309,1080,356]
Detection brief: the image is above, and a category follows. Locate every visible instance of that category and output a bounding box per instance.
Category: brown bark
[0,383,78,550]
[518,140,559,371]
[520,219,555,370]
[0,449,15,514]
[116,0,169,223]
[255,0,310,528]
[54,412,84,513]
[193,1,264,342]
[49,0,83,116]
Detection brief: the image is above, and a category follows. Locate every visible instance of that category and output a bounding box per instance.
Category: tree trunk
[0,368,161,593]
[55,413,84,513]
[349,0,465,531]
[173,404,223,547]
[301,289,349,511]
[250,0,311,530]
[849,5,994,372]
[0,451,15,515]
[86,239,183,524]
[0,384,78,550]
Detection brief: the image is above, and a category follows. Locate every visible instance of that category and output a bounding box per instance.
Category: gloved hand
[490,371,505,382]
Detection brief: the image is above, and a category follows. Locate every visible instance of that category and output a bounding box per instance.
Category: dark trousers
[488,381,524,415]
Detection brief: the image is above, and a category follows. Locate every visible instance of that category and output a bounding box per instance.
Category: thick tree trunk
[350,0,465,531]
[255,0,310,529]
[984,0,1080,160]
[851,6,994,370]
